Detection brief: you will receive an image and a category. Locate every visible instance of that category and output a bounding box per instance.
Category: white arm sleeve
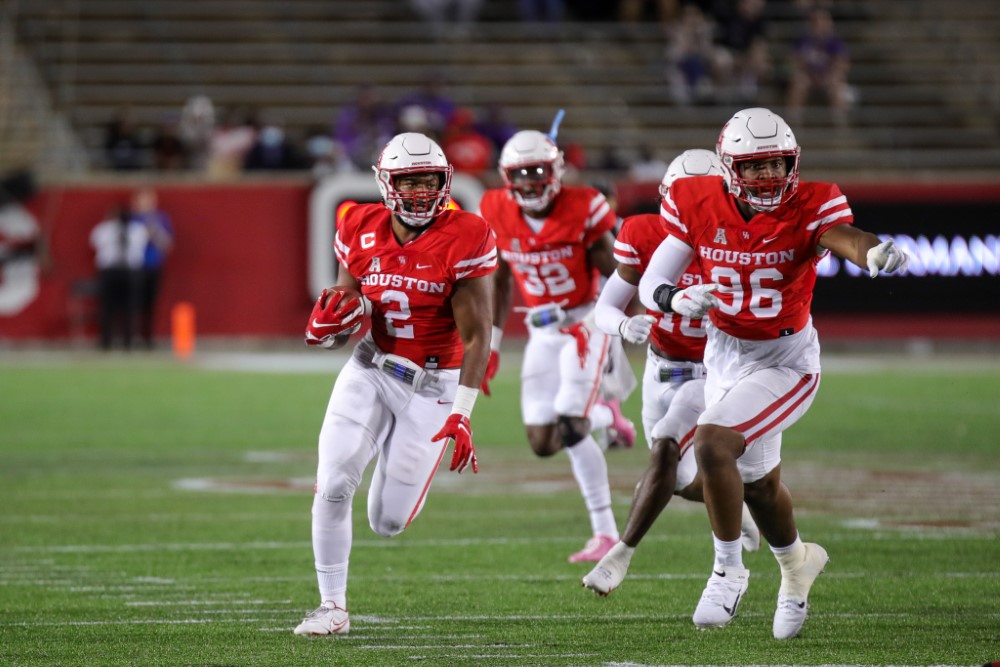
[638,235,696,311]
[594,271,638,336]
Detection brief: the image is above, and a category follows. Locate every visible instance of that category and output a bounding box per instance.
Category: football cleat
[293,603,350,636]
[582,541,634,596]
[568,534,617,563]
[741,503,761,553]
[773,542,828,639]
[692,564,750,629]
[600,397,636,449]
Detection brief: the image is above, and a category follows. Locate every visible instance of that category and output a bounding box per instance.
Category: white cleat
[582,542,634,596]
[293,604,350,636]
[741,503,761,553]
[773,542,829,639]
[692,564,750,629]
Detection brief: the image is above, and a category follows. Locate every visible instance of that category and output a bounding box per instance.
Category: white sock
[771,534,805,573]
[311,493,353,608]
[589,403,613,431]
[565,435,618,539]
[316,562,348,609]
[713,533,744,570]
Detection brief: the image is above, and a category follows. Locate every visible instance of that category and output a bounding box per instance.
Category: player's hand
[432,414,478,474]
[867,239,908,278]
[480,350,500,397]
[305,288,366,348]
[559,321,591,368]
[618,314,656,344]
[670,284,721,319]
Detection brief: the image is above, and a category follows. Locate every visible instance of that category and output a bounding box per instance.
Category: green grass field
[1,350,998,666]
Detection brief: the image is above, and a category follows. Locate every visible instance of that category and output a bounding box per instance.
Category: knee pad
[370,516,405,538]
[557,415,589,448]
[316,470,357,504]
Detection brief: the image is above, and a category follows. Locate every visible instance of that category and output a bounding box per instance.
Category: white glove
[867,239,909,278]
[618,314,656,344]
[670,284,721,319]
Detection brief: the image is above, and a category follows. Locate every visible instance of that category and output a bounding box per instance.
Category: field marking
[5,609,998,630]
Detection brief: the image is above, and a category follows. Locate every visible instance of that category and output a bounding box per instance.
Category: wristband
[451,385,479,418]
[652,284,683,314]
[615,315,630,339]
[489,325,503,352]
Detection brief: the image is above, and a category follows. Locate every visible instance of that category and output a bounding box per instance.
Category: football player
[583,149,761,597]
[294,132,497,636]
[478,129,634,564]
[638,108,909,639]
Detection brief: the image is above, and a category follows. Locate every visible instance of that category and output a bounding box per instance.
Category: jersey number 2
[381,290,414,338]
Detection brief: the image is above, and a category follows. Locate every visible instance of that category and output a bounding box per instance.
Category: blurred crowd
[100,0,850,182]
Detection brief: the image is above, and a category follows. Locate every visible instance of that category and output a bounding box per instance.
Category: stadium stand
[4,0,1000,179]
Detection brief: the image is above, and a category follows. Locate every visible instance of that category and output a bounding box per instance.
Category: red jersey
[334,204,497,368]
[615,213,707,360]
[662,178,853,340]
[480,185,616,309]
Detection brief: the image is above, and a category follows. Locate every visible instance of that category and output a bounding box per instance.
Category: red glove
[480,350,500,397]
[559,321,590,369]
[431,414,478,474]
[305,288,365,348]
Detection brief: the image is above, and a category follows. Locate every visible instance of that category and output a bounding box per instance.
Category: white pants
[520,324,611,425]
[315,352,458,536]
[640,348,706,491]
[700,322,819,482]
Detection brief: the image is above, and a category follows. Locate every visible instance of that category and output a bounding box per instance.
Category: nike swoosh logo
[311,319,342,329]
[762,236,779,244]
[416,263,432,269]
[713,570,725,578]
[722,590,742,617]
[437,400,452,405]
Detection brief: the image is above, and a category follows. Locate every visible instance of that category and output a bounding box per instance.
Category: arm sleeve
[594,271,637,336]
[638,235,695,312]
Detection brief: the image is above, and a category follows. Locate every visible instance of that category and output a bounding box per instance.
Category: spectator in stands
[131,188,173,350]
[475,102,517,156]
[178,94,215,171]
[335,84,395,171]
[396,71,456,139]
[713,0,772,104]
[305,131,355,180]
[786,7,850,126]
[206,108,258,179]
[90,204,148,351]
[441,107,494,179]
[628,146,669,182]
[150,117,186,171]
[665,4,721,106]
[244,118,305,171]
[104,108,146,171]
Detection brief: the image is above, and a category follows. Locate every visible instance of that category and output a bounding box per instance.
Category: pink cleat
[599,398,636,449]
[568,535,618,563]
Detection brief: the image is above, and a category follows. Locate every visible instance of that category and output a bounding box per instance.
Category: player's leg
[296,360,388,636]
[555,329,619,562]
[521,332,563,456]
[582,374,695,594]
[693,366,821,631]
[367,370,459,536]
